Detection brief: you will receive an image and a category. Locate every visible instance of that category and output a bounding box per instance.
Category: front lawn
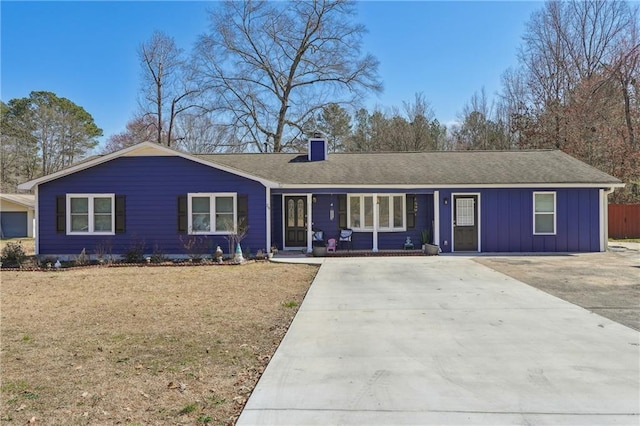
[1,263,317,425]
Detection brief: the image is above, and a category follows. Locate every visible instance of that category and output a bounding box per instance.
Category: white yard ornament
[215,245,224,263]
[234,243,244,263]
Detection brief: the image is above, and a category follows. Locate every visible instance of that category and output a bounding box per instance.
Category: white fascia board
[0,197,35,209]
[275,182,625,190]
[18,142,278,190]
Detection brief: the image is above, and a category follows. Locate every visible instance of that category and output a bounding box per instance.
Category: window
[66,194,115,234]
[456,198,475,226]
[188,193,236,234]
[533,192,556,235]
[347,194,406,231]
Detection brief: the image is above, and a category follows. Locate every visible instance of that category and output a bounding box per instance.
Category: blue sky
[1,1,542,147]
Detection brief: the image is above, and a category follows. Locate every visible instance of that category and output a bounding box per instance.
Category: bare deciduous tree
[101,115,158,154]
[503,0,639,202]
[138,31,199,146]
[193,0,382,152]
[174,112,243,154]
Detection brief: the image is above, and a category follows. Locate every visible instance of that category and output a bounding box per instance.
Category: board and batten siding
[438,188,601,253]
[281,193,434,251]
[38,156,267,257]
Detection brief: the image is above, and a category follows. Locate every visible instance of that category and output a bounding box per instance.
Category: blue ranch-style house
[18,138,623,259]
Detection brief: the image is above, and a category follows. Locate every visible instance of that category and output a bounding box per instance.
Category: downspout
[600,187,615,252]
[34,186,39,256]
[433,190,440,246]
[265,187,271,255]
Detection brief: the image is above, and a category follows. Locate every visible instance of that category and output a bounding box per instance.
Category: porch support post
[433,190,440,246]
[265,187,271,254]
[306,194,313,253]
[600,188,614,252]
[34,185,39,255]
[372,193,379,252]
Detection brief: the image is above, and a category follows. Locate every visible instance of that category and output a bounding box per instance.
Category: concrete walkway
[238,257,640,425]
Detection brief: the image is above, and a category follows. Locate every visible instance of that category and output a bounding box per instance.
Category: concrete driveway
[238,257,640,425]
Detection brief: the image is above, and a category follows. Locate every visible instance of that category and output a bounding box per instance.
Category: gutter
[601,187,617,252]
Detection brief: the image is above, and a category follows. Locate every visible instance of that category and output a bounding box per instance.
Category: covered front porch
[269,190,440,254]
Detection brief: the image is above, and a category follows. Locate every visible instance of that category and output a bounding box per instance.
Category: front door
[453,195,478,251]
[284,196,307,247]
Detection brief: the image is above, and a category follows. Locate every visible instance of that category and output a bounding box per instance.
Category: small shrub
[124,239,145,263]
[282,301,298,308]
[75,248,89,266]
[1,242,27,267]
[150,243,167,263]
[94,240,114,264]
[179,234,208,262]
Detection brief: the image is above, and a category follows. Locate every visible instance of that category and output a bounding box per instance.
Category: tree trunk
[621,78,636,149]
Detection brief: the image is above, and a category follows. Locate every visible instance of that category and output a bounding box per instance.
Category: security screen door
[453,195,478,251]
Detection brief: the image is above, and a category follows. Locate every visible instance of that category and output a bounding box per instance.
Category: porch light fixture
[444,197,449,205]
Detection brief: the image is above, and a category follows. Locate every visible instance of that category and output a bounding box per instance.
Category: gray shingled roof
[196,150,621,186]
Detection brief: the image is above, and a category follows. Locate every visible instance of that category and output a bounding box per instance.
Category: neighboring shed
[0,194,35,238]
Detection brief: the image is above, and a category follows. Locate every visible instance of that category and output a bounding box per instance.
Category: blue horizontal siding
[438,188,601,253]
[39,156,266,257]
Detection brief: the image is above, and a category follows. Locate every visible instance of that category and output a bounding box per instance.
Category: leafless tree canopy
[138,31,200,146]
[192,0,382,152]
[500,0,639,201]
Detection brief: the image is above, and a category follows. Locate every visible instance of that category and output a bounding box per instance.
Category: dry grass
[1,263,318,425]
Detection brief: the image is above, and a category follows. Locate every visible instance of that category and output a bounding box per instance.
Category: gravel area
[475,244,640,331]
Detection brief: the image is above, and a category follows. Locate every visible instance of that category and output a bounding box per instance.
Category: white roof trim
[17,141,624,191]
[0,194,35,209]
[274,183,625,189]
[18,142,278,190]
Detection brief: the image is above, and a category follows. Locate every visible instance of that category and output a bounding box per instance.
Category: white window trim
[533,191,556,235]
[347,194,406,232]
[66,194,115,235]
[188,193,237,235]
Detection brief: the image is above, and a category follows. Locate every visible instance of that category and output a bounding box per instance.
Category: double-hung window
[188,193,236,234]
[347,194,406,231]
[533,192,556,235]
[67,194,115,234]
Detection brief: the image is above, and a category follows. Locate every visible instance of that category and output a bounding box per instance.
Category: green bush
[1,242,27,267]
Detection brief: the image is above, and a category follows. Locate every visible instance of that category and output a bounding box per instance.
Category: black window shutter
[338,195,347,229]
[56,195,66,233]
[406,195,416,229]
[237,195,248,229]
[177,195,187,233]
[115,196,126,233]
